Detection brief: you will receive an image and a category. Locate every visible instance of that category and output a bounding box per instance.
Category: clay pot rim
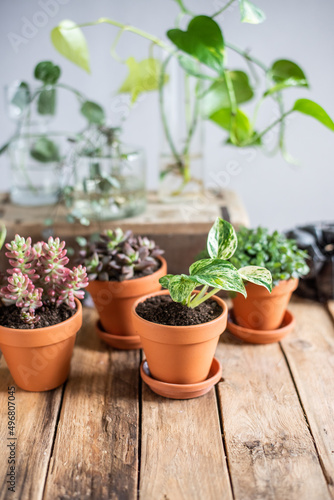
[0,298,82,347]
[132,289,228,330]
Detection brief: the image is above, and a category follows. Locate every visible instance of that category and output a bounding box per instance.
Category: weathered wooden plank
[281,298,334,498]
[0,356,62,500]
[0,189,249,239]
[216,329,330,500]
[139,385,233,500]
[43,308,140,500]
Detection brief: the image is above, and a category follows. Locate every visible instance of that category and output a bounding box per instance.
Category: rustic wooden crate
[0,190,249,274]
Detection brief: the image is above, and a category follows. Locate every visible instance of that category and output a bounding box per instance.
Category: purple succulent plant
[77,229,164,282]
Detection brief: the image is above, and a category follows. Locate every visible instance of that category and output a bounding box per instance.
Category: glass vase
[158,57,204,202]
[66,126,146,221]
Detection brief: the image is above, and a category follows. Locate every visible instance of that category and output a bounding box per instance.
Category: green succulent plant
[230,227,310,287]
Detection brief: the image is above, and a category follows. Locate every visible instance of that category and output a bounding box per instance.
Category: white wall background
[0,0,333,231]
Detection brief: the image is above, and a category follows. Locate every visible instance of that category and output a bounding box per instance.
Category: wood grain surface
[43,308,140,500]
[216,328,330,500]
[281,298,334,498]
[139,385,233,500]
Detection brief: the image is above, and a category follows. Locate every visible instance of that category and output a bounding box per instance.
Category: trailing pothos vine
[51,0,334,194]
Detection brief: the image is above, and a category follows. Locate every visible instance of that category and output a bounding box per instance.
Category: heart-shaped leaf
[51,20,90,73]
[119,57,168,103]
[239,0,266,24]
[30,137,60,163]
[270,59,307,84]
[238,265,272,292]
[81,101,105,125]
[34,61,61,85]
[210,108,253,145]
[293,99,334,131]
[203,71,254,116]
[207,218,238,260]
[167,16,224,73]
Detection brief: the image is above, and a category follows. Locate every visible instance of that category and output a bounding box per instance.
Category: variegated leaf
[168,274,197,303]
[189,259,247,296]
[207,218,238,260]
[238,265,272,292]
[159,274,174,289]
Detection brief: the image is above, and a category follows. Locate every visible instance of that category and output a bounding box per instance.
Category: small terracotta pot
[0,298,82,392]
[87,256,167,338]
[232,278,298,331]
[132,290,228,385]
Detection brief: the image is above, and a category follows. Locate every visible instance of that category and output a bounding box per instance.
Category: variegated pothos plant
[159,218,272,308]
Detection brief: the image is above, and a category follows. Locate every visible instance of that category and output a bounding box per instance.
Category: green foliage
[167,16,225,73]
[30,137,61,163]
[34,61,61,84]
[51,20,90,73]
[159,218,272,308]
[265,59,308,96]
[203,71,254,116]
[230,226,310,287]
[292,99,334,131]
[119,57,168,103]
[80,101,105,125]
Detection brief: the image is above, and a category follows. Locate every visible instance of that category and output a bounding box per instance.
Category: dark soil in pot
[0,303,76,329]
[136,294,223,326]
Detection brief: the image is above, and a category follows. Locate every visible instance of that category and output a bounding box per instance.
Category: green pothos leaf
[118,57,168,103]
[292,99,334,131]
[51,20,90,73]
[238,265,272,292]
[159,274,174,289]
[207,217,238,260]
[167,16,224,73]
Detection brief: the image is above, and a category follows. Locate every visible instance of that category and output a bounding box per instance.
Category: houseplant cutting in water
[77,229,166,349]
[228,226,309,342]
[51,1,334,201]
[132,217,272,399]
[0,232,88,391]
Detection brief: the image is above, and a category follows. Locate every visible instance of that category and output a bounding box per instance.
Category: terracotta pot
[87,256,167,337]
[132,290,228,385]
[232,278,298,331]
[0,298,82,392]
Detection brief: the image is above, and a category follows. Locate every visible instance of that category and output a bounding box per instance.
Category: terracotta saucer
[95,320,142,350]
[140,357,222,400]
[227,308,295,344]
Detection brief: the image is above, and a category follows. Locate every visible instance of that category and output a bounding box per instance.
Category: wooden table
[1,296,334,500]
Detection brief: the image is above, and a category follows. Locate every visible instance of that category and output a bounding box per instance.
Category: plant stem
[158,53,181,164]
[74,18,173,54]
[190,285,208,305]
[225,42,268,72]
[189,287,220,308]
[212,0,236,18]
[223,70,238,142]
[246,110,294,145]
